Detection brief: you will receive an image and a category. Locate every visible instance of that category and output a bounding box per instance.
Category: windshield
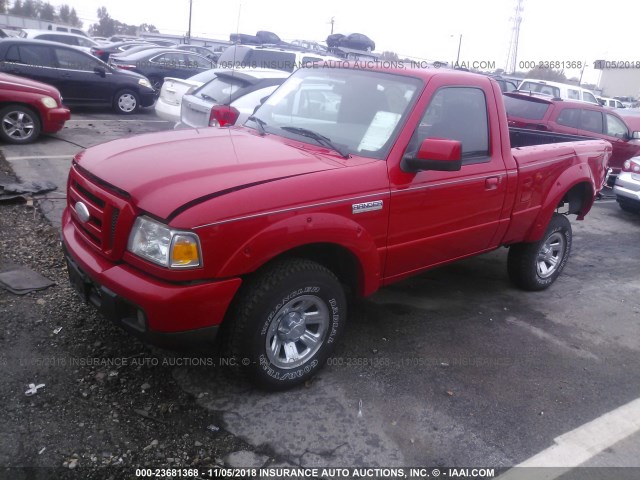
[251,67,422,159]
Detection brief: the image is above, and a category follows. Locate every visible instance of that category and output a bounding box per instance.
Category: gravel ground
[0,157,262,479]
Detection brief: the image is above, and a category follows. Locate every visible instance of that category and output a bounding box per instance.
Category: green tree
[21,0,38,18]
[381,51,399,62]
[89,6,116,36]
[526,68,566,82]
[39,1,55,21]
[0,0,7,14]
[9,0,24,15]
[58,4,70,23]
[139,23,159,33]
[68,7,81,27]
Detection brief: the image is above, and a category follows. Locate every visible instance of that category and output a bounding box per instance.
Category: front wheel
[113,89,139,114]
[507,213,572,291]
[0,105,41,144]
[227,258,346,390]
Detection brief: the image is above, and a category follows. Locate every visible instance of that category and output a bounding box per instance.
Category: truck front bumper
[61,210,242,349]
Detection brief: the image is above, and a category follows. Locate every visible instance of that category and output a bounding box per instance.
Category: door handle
[485,176,500,190]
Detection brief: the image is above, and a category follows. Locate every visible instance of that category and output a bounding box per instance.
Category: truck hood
[76,127,343,220]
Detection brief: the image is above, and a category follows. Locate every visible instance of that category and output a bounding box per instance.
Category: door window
[6,45,55,67]
[152,52,185,67]
[409,86,490,163]
[583,92,598,104]
[556,108,580,128]
[54,47,101,71]
[579,110,603,134]
[185,54,212,69]
[567,89,580,100]
[605,114,628,138]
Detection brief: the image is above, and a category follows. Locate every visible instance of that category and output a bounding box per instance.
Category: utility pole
[456,34,462,65]
[187,0,193,44]
[330,17,335,35]
[505,0,524,74]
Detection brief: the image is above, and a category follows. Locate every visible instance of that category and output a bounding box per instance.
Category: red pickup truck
[62,65,610,390]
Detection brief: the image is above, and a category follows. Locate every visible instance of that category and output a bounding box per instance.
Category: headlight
[127,216,202,268]
[138,78,152,89]
[41,96,57,108]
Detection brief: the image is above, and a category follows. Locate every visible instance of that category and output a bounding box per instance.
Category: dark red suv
[504,92,640,174]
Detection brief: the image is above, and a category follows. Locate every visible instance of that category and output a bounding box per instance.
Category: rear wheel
[508,213,572,291]
[0,105,41,144]
[227,258,346,390]
[113,89,139,114]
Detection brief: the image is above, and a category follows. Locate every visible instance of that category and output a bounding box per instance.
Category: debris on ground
[0,173,57,202]
[24,383,45,396]
[0,264,55,294]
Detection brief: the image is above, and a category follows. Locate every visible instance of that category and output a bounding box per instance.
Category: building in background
[0,13,87,37]
[595,60,640,100]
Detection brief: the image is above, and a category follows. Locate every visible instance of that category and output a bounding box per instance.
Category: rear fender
[524,164,595,242]
[217,213,381,296]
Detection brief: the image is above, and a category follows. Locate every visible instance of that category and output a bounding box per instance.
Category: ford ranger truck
[62,65,610,390]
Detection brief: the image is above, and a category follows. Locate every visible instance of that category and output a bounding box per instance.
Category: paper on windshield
[357,111,401,152]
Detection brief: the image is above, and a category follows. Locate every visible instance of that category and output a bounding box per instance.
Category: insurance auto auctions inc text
[204,467,497,479]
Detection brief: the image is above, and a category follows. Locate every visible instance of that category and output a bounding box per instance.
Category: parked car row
[108,47,214,90]
[0,38,156,116]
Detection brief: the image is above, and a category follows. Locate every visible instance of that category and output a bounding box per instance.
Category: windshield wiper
[280,126,350,158]
[199,93,217,102]
[247,116,267,136]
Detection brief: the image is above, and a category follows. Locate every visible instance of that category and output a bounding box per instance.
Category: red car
[504,92,640,175]
[0,72,70,144]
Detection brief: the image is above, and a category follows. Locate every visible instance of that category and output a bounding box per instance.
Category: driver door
[385,78,508,281]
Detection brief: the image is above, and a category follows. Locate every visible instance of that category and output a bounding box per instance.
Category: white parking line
[4,155,75,161]
[497,397,640,479]
[69,119,170,123]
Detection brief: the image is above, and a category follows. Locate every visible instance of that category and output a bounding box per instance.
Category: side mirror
[94,66,106,77]
[401,138,462,173]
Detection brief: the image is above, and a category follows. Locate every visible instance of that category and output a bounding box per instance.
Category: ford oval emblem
[74,202,90,223]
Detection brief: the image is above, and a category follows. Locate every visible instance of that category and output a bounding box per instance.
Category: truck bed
[509,127,593,149]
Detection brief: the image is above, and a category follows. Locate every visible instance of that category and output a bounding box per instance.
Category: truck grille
[67,166,130,258]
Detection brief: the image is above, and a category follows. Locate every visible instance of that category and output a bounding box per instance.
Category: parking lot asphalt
[2,110,640,474]
[2,107,172,228]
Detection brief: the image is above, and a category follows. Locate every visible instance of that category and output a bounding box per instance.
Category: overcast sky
[54,0,636,84]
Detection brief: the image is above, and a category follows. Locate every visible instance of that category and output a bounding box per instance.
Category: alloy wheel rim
[2,111,34,140]
[536,232,565,278]
[265,294,329,369]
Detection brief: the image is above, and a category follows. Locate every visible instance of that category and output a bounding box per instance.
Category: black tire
[617,197,640,213]
[227,258,346,391]
[508,213,572,291]
[113,89,140,114]
[0,105,41,144]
